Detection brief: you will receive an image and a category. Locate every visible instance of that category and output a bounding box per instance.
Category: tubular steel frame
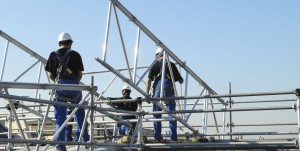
[0,0,299,150]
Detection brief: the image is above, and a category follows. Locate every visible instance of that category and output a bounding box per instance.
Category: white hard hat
[155,47,163,55]
[122,85,131,91]
[58,32,73,42]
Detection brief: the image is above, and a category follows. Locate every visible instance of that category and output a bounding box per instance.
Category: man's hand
[145,78,152,95]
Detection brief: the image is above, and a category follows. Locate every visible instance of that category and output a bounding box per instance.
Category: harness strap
[56,92,81,103]
[55,49,77,80]
[155,86,174,91]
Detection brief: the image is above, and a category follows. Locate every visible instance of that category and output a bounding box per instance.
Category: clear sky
[0,0,300,138]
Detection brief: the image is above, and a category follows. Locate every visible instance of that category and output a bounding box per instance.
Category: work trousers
[54,79,89,150]
[153,79,177,141]
[118,116,137,135]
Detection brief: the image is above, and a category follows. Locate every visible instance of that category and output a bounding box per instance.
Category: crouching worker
[45,32,89,151]
[107,85,137,143]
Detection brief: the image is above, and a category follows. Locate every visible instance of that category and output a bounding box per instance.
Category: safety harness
[152,62,174,91]
[55,49,75,80]
[54,49,81,103]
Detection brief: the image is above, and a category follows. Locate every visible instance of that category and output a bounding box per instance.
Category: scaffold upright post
[34,61,43,99]
[7,109,12,151]
[296,89,300,148]
[221,104,227,140]
[184,71,189,120]
[90,76,95,151]
[229,82,233,140]
[137,98,143,147]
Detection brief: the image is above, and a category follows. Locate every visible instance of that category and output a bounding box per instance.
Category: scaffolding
[0,0,299,150]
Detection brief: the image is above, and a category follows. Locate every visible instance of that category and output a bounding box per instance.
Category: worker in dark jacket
[108,85,137,136]
[146,47,184,143]
[45,32,89,151]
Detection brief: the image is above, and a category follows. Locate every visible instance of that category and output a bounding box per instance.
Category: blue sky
[0,0,300,137]
[1,0,299,93]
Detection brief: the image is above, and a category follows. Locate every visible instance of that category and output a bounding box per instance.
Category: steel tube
[0,138,89,146]
[142,141,298,150]
[141,122,298,128]
[202,132,299,136]
[202,90,209,133]
[297,95,300,147]
[137,102,143,147]
[159,50,167,98]
[133,27,141,84]
[112,3,133,81]
[94,117,175,124]
[7,110,12,150]
[34,61,43,99]
[0,81,94,91]
[96,98,137,103]
[0,30,47,63]
[143,90,295,101]
[0,93,91,109]
[229,82,233,140]
[102,0,112,62]
[221,105,227,140]
[146,106,293,114]
[90,76,95,151]
[0,40,9,81]
[143,99,296,107]
[184,72,188,118]
[84,65,149,75]
[210,98,220,139]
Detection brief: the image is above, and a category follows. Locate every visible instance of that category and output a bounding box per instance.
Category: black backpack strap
[54,49,76,80]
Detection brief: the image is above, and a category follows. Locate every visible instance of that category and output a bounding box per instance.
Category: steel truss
[0,0,299,150]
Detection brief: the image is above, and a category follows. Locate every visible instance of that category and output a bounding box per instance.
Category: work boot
[153,139,162,143]
[191,136,208,143]
[170,140,180,143]
[117,136,131,143]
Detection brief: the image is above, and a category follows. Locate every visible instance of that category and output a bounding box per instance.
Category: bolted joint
[91,106,97,111]
[138,110,145,117]
[129,16,136,22]
[294,89,300,96]
[293,104,297,111]
[146,98,151,104]
[182,61,187,68]
[5,104,11,110]
[136,97,142,104]
[227,122,235,128]
[227,99,234,105]
[14,101,19,110]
